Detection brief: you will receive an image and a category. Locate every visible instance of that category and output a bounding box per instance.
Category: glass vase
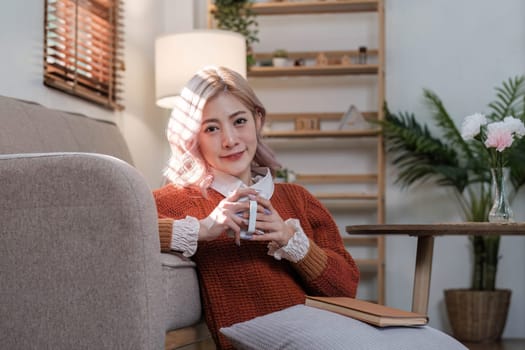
[488,167,514,223]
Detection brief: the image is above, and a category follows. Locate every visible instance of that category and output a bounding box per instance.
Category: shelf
[248,64,378,77]
[295,173,378,183]
[354,258,381,268]
[343,236,381,246]
[267,111,378,122]
[263,129,380,138]
[264,111,380,139]
[254,49,379,61]
[249,0,379,15]
[316,200,379,210]
[314,192,378,200]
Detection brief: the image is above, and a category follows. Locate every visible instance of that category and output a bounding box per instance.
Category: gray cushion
[220,305,467,350]
[161,252,202,330]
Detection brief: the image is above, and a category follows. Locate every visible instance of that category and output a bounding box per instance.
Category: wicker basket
[444,289,511,342]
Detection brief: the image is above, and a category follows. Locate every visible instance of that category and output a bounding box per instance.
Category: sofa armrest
[0,153,165,349]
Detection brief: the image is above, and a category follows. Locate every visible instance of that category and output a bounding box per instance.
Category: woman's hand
[198,188,258,245]
[249,195,295,247]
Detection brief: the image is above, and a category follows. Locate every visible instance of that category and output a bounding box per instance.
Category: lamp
[155,30,247,109]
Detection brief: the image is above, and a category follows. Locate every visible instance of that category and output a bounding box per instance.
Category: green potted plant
[380,76,525,342]
[275,167,296,183]
[213,0,259,67]
[272,49,289,67]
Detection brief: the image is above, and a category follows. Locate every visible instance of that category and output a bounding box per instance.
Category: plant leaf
[423,89,475,162]
[488,76,525,120]
[381,105,468,191]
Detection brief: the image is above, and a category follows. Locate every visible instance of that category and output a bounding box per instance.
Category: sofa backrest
[0,95,133,164]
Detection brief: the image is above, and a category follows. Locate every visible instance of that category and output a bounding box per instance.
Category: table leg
[412,235,434,314]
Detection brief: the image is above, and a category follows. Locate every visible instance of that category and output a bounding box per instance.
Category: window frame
[43,0,124,110]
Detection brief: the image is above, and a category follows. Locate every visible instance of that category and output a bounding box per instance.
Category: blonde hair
[164,66,280,189]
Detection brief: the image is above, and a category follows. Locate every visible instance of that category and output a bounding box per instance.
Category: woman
[154,66,359,349]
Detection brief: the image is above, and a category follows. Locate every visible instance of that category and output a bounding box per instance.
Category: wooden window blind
[44,0,124,110]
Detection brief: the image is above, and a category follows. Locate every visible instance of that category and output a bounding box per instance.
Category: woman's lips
[221,150,244,161]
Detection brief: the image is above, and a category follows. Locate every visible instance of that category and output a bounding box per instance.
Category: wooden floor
[165,323,215,350]
[166,339,215,350]
[463,339,525,350]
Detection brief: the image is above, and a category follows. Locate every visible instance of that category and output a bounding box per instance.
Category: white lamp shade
[155,30,247,109]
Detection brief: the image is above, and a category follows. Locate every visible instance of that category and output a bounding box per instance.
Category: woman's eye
[204,125,219,133]
[234,117,248,126]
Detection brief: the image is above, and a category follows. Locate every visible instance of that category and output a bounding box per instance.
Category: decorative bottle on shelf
[358,46,367,64]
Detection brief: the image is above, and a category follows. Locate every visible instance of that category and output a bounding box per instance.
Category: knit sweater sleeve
[288,185,360,297]
[158,217,173,252]
[154,185,204,254]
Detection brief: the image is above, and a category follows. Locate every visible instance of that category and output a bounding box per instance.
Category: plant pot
[272,57,288,67]
[444,289,511,343]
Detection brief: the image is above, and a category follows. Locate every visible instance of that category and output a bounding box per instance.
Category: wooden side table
[345,222,525,314]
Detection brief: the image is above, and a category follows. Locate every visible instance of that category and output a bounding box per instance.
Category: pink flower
[484,123,514,152]
[462,113,525,166]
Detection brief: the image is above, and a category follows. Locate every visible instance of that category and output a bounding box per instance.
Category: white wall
[385,0,525,337]
[119,0,170,188]
[0,0,168,189]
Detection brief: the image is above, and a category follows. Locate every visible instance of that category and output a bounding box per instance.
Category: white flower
[461,113,487,140]
[502,116,525,138]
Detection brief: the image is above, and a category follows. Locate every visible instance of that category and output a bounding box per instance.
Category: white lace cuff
[267,218,309,263]
[171,216,199,257]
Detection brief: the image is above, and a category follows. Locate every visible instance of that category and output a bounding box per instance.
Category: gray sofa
[0,95,203,349]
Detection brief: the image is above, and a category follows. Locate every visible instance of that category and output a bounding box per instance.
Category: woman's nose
[222,127,238,148]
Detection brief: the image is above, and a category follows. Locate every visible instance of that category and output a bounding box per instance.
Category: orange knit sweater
[154,182,359,350]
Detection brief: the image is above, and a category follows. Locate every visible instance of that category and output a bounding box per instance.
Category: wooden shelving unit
[295,173,379,183]
[264,129,380,138]
[249,64,379,77]
[292,172,379,201]
[210,0,380,16]
[208,0,386,304]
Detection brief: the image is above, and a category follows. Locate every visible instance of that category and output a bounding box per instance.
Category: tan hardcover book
[305,296,428,327]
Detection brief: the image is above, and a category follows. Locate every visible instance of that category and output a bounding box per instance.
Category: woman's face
[198,92,260,184]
